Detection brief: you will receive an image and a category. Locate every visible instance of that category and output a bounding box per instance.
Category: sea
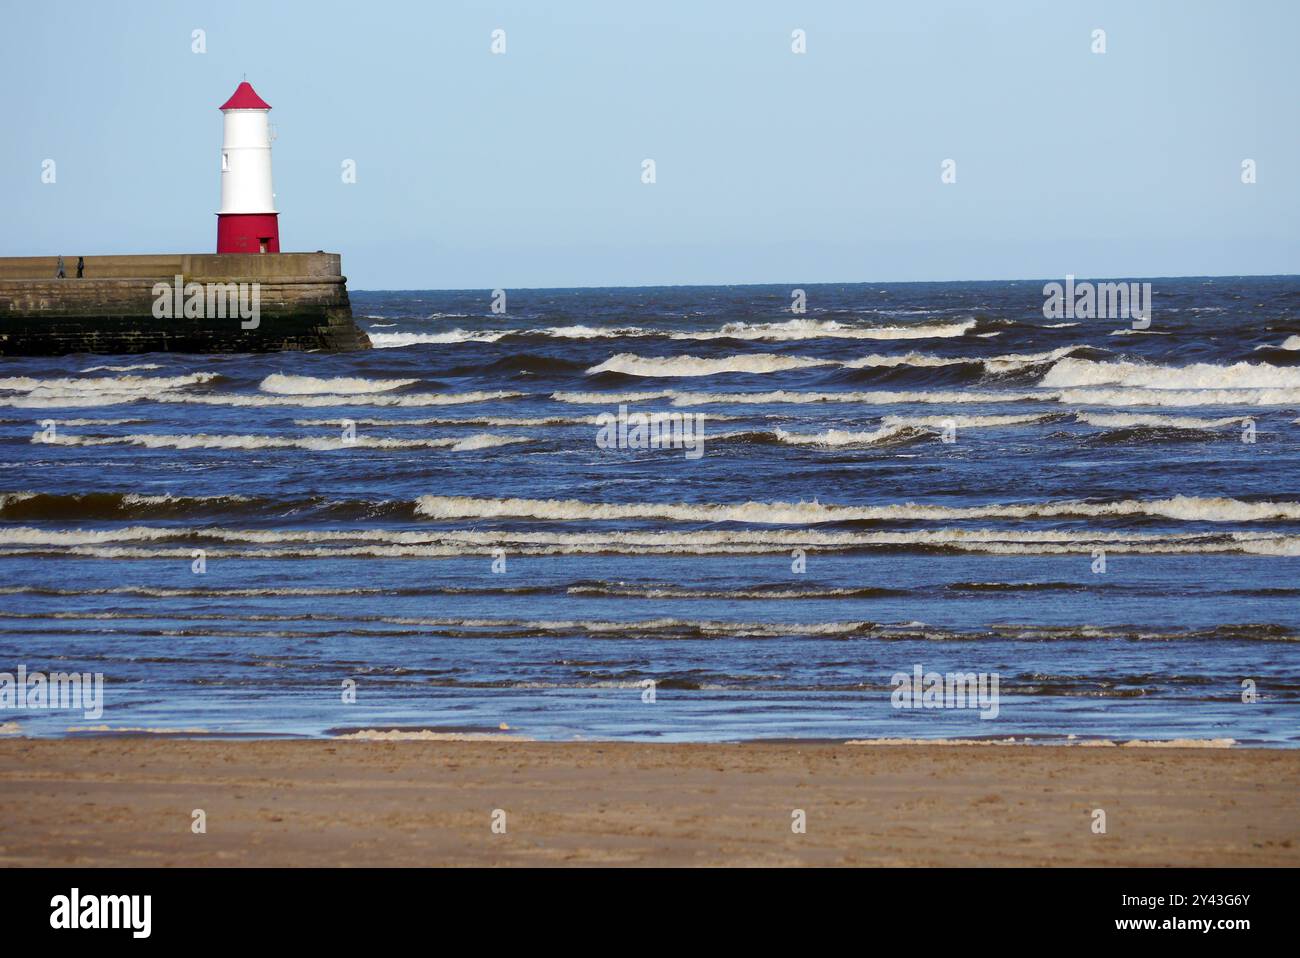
[2,276,1298,744]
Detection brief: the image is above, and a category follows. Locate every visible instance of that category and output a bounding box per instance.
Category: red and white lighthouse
[216,81,280,254]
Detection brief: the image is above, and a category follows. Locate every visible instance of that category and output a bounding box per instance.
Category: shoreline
[1,737,1295,867]
[2,726,1277,748]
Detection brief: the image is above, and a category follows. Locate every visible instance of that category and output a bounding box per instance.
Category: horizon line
[350,271,1299,293]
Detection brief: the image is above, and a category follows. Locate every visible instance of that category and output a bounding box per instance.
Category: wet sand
[0,738,1296,866]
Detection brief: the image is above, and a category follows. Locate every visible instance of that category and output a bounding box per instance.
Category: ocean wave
[154,390,526,408]
[6,607,1291,645]
[1041,358,1300,390]
[0,373,216,393]
[769,414,1049,447]
[586,352,834,377]
[368,325,656,348]
[845,346,1077,373]
[0,523,1258,547]
[1056,387,1300,406]
[369,330,510,347]
[771,424,926,447]
[0,373,221,409]
[295,414,597,427]
[0,583,563,599]
[26,417,146,426]
[946,581,1083,592]
[367,318,983,347]
[551,388,1050,406]
[34,431,530,452]
[259,374,418,394]
[583,345,1084,380]
[413,493,1300,524]
[565,582,911,599]
[668,318,978,341]
[79,364,164,373]
[1074,412,1244,430]
[6,526,1296,559]
[0,491,254,520]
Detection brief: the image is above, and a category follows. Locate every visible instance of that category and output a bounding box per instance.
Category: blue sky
[2,0,1296,288]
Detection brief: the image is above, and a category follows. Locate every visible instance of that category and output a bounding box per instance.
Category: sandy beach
[0,737,1295,867]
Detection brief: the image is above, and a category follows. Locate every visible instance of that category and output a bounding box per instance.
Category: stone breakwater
[0,253,371,355]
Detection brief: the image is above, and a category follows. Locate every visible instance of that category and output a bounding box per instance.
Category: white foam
[544,325,650,339]
[773,424,918,446]
[79,364,164,373]
[260,374,418,394]
[413,493,1300,524]
[586,352,834,377]
[551,389,1049,406]
[292,412,747,427]
[0,373,216,394]
[369,330,509,347]
[771,414,1048,446]
[368,325,657,348]
[668,318,977,341]
[34,418,145,426]
[35,432,530,452]
[6,525,1294,559]
[844,346,1078,372]
[1057,387,1300,407]
[1075,412,1244,429]
[1042,358,1300,390]
[336,729,532,741]
[0,374,220,408]
[883,413,1050,429]
[155,390,526,408]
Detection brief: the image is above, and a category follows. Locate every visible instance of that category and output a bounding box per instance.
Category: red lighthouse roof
[219,81,272,111]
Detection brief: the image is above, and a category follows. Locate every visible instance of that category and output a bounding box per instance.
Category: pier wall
[0,253,370,355]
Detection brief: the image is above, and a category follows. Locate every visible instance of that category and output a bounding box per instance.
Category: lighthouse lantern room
[216,81,280,254]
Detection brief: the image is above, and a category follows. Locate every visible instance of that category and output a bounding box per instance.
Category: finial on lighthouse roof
[219,81,272,111]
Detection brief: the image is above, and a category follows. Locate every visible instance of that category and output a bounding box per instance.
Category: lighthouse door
[258,238,269,254]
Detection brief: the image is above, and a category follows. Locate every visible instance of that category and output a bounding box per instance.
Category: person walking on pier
[55,255,65,279]
[76,257,84,278]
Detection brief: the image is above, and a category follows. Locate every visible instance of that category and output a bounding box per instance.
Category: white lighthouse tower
[216,81,280,254]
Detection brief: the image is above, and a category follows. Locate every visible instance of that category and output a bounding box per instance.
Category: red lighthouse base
[217,213,280,254]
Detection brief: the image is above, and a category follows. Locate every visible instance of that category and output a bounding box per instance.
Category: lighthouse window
[221,152,229,171]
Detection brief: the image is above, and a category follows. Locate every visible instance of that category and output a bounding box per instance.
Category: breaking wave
[0,373,220,408]
[413,493,1300,525]
[3,525,1297,558]
[1073,412,1244,430]
[1041,358,1300,390]
[551,389,1049,406]
[34,432,531,452]
[259,374,418,394]
[586,352,834,377]
[770,414,1051,447]
[154,390,526,408]
[585,345,1082,379]
[669,318,978,341]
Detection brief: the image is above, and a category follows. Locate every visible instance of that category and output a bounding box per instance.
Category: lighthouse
[216,81,280,254]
